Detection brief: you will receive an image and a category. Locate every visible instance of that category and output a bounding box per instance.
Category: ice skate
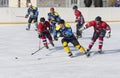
[26,27,30,30]
[98,50,103,54]
[68,52,73,58]
[35,28,37,31]
[51,42,54,47]
[45,45,49,49]
[50,41,54,47]
[85,49,91,57]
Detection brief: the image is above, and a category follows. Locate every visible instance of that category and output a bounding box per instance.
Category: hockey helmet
[95,16,102,21]
[58,19,65,24]
[40,17,45,22]
[28,3,32,7]
[73,5,78,10]
[50,7,54,11]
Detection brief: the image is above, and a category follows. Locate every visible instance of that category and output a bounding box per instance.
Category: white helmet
[28,3,32,7]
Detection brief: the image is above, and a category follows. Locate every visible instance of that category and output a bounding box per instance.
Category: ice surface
[0,23,120,78]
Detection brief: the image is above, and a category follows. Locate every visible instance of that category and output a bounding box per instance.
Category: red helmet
[50,7,54,11]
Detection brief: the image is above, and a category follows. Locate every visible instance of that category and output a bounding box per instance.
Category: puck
[15,57,18,59]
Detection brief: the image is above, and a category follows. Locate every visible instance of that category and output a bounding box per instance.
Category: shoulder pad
[65,23,71,28]
[55,25,60,30]
[32,6,37,10]
[48,13,51,15]
[54,12,59,16]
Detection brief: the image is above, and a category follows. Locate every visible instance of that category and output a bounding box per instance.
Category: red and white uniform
[38,21,50,33]
[85,20,111,51]
[38,21,53,46]
[74,10,85,24]
[85,20,111,33]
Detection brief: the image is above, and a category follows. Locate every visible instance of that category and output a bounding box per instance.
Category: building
[0,0,117,7]
[0,0,37,7]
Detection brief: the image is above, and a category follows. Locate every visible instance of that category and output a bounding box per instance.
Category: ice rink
[0,22,120,78]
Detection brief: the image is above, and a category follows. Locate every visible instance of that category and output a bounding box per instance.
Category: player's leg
[98,36,104,53]
[61,39,73,57]
[98,31,106,54]
[33,17,38,31]
[87,32,99,52]
[71,38,86,54]
[26,17,33,30]
[76,23,79,38]
[41,35,49,49]
[46,33,54,47]
[50,22,56,34]
[76,23,83,38]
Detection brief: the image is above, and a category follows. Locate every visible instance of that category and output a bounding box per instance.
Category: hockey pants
[88,31,106,51]
[61,38,86,54]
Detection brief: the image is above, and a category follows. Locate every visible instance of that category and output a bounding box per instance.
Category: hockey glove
[106,30,111,38]
[38,32,43,38]
[75,20,78,22]
[25,14,29,18]
[54,35,58,41]
[79,27,85,32]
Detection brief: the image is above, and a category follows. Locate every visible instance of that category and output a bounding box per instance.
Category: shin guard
[62,42,71,53]
[75,45,86,54]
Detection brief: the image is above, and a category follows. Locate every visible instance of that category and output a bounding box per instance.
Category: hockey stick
[31,35,58,55]
[31,46,44,55]
[16,16,25,18]
[31,39,42,55]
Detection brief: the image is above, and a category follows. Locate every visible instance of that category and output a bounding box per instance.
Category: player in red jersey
[38,17,54,49]
[73,5,85,38]
[80,16,111,55]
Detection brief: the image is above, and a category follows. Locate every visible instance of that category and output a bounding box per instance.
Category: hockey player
[53,19,87,57]
[25,3,38,31]
[48,7,61,33]
[80,16,111,55]
[73,5,85,38]
[38,17,54,49]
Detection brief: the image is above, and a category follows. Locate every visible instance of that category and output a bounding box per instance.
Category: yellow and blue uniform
[48,11,61,22]
[48,11,61,33]
[53,23,86,56]
[25,6,39,30]
[54,23,74,39]
[26,6,38,18]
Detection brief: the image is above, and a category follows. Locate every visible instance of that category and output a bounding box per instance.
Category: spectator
[115,0,120,7]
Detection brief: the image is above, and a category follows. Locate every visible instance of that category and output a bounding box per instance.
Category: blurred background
[0,0,120,8]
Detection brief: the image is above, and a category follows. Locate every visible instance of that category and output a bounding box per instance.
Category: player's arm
[54,12,61,22]
[63,24,73,36]
[105,23,111,38]
[56,16,61,22]
[35,7,39,16]
[37,23,42,33]
[48,13,52,22]
[25,9,30,18]
[79,21,95,31]
[85,21,95,28]
[53,25,60,41]
[46,22,51,32]
[35,11,38,16]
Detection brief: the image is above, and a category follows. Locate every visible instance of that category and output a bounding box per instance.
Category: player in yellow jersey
[53,19,88,57]
[25,3,38,31]
[48,7,61,33]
